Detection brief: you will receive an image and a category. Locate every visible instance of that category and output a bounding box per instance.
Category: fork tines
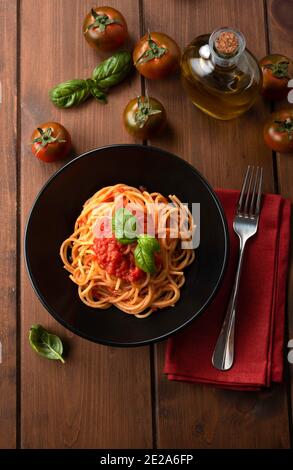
[237,166,263,218]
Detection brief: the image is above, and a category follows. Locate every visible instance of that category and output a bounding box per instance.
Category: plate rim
[24,144,230,347]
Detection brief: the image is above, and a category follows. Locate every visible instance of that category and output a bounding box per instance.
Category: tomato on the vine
[83,6,128,52]
[263,109,293,153]
[260,54,292,101]
[133,32,180,79]
[123,96,166,139]
[31,122,72,162]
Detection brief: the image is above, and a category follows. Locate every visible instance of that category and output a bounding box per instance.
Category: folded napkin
[164,189,291,391]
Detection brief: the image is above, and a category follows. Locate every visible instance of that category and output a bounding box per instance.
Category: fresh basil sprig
[49,78,106,108]
[112,208,137,244]
[89,84,108,103]
[112,209,160,273]
[49,51,132,108]
[134,234,160,274]
[92,51,132,90]
[29,324,65,363]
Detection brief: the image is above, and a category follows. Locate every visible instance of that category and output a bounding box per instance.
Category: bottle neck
[208,28,246,68]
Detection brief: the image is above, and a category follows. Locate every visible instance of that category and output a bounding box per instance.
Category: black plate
[25,145,229,346]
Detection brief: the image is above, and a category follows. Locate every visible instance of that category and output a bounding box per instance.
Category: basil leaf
[29,324,65,363]
[90,86,107,103]
[137,234,160,252]
[134,243,156,273]
[92,51,132,90]
[49,79,92,108]
[134,235,160,273]
[112,208,137,244]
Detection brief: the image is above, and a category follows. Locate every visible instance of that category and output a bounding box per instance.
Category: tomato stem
[275,118,293,140]
[32,127,67,154]
[135,95,162,128]
[264,61,289,79]
[84,9,122,33]
[135,32,168,65]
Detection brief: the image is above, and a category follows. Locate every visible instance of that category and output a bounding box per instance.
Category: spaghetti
[60,184,195,317]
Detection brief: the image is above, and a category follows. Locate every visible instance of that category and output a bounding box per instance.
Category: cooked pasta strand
[60,184,195,317]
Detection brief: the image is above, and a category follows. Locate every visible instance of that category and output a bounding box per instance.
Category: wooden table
[0,0,292,449]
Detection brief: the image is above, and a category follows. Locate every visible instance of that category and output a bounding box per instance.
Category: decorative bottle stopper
[209,27,246,67]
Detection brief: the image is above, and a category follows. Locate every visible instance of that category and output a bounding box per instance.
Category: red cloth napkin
[164,189,291,391]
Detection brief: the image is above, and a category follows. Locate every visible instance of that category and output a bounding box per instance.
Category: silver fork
[212,166,263,371]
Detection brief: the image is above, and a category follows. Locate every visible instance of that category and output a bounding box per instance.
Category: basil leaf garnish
[92,51,132,89]
[137,234,160,252]
[134,235,160,274]
[134,243,156,273]
[112,208,137,244]
[29,324,65,363]
[111,211,160,273]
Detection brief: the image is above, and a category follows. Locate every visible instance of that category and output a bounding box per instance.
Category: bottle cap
[215,31,239,56]
[209,27,245,67]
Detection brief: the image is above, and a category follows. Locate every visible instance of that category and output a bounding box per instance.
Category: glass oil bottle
[181,27,262,120]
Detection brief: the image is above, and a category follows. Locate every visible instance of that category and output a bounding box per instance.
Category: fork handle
[212,237,247,371]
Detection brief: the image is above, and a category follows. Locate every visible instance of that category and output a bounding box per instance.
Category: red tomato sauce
[93,236,144,282]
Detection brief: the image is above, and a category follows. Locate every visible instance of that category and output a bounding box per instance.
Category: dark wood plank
[142,0,291,448]
[20,0,152,448]
[266,0,293,437]
[0,0,17,449]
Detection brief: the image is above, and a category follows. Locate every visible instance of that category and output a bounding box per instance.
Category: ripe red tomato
[123,96,166,139]
[31,122,72,162]
[133,32,180,79]
[263,109,293,153]
[260,54,292,101]
[83,6,128,52]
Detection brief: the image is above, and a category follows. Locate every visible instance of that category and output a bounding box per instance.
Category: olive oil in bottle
[181,27,262,120]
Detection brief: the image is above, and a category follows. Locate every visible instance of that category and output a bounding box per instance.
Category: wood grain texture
[20,0,152,448]
[0,0,17,449]
[142,0,291,448]
[266,0,293,433]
